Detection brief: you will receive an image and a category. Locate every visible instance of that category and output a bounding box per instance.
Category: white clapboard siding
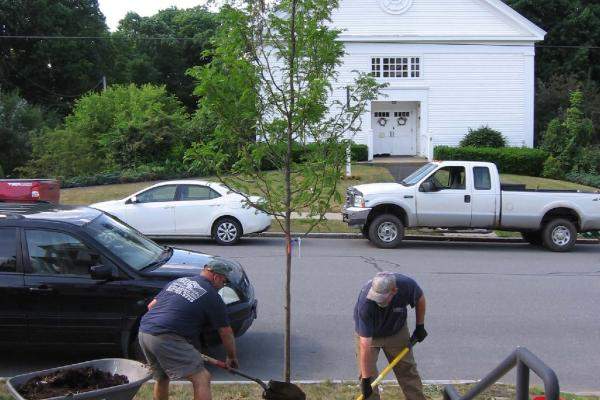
[331,42,534,154]
[331,0,536,39]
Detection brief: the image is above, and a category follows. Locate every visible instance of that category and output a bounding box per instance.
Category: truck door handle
[464,195,471,203]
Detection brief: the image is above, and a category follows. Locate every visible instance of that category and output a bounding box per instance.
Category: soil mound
[18,367,129,400]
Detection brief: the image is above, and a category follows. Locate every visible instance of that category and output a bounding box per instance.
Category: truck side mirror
[90,264,117,280]
[420,181,436,192]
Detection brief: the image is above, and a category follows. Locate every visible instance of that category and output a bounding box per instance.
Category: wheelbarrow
[6,358,152,400]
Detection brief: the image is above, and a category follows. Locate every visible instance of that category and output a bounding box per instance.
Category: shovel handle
[199,354,270,392]
[356,339,417,400]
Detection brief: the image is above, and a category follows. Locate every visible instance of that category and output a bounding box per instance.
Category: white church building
[330,0,546,160]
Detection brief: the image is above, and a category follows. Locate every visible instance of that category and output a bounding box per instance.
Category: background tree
[0,0,112,114]
[24,84,190,179]
[112,7,218,111]
[185,0,381,381]
[0,90,48,176]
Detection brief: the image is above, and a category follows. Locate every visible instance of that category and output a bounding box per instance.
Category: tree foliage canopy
[0,0,112,114]
[112,7,218,110]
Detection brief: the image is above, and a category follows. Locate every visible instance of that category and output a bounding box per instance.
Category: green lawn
[60,167,597,211]
[60,164,395,209]
[500,174,598,191]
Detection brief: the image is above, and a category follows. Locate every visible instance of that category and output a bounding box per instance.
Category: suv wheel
[213,217,242,245]
[368,214,404,249]
[521,231,542,246]
[542,218,577,252]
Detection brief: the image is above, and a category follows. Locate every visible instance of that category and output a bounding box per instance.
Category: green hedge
[433,146,549,176]
[258,142,368,170]
[565,172,600,188]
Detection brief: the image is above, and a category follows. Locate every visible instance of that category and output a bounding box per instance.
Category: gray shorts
[138,331,205,380]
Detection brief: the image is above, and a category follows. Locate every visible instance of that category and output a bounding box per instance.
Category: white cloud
[99,0,212,31]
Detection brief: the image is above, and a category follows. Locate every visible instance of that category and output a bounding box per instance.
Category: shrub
[565,171,600,189]
[434,146,549,176]
[573,146,600,174]
[25,84,190,179]
[541,156,565,179]
[459,126,507,148]
[351,144,369,162]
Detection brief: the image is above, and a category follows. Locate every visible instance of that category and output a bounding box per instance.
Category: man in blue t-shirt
[138,259,238,400]
[354,271,428,400]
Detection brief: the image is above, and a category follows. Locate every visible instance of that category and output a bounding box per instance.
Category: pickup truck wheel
[369,214,404,249]
[542,219,577,252]
[521,231,542,246]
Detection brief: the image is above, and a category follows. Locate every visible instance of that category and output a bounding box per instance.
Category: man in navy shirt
[139,259,238,400]
[354,271,427,400]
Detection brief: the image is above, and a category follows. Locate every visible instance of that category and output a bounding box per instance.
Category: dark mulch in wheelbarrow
[18,367,129,400]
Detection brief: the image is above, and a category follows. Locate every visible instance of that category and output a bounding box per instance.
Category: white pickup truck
[342,161,600,252]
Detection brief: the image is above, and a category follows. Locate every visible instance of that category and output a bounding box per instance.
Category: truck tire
[541,218,577,252]
[521,231,542,246]
[368,214,404,249]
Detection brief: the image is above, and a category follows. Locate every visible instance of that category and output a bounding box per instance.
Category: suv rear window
[0,228,18,273]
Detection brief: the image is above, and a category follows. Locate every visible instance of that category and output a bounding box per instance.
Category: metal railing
[443,347,560,400]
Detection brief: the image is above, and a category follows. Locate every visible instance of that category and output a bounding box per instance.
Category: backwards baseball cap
[366,272,396,304]
[204,258,233,277]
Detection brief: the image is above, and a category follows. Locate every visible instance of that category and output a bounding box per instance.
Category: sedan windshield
[86,214,166,271]
[400,163,438,186]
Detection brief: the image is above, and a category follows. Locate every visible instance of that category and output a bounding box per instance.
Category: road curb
[256,232,599,245]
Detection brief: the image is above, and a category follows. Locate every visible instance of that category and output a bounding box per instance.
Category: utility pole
[102,75,107,91]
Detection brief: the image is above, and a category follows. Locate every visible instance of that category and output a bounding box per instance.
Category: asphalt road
[2,237,599,393]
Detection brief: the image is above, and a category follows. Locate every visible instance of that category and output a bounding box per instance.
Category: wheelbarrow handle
[200,354,269,392]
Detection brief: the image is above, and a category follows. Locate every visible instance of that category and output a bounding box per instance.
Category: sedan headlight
[353,194,365,208]
[219,286,241,305]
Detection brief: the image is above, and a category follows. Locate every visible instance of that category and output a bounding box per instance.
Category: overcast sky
[99,0,212,31]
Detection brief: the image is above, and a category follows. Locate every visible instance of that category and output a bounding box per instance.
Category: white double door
[372,109,416,156]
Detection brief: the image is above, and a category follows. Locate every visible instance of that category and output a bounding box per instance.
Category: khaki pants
[355,325,426,400]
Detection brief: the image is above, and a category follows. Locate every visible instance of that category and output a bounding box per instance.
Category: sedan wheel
[213,218,242,245]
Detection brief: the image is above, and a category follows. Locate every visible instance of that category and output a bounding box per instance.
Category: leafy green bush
[541,91,594,171]
[351,144,369,162]
[541,156,565,179]
[60,162,195,189]
[459,126,507,148]
[25,84,190,179]
[565,171,600,189]
[434,146,549,176]
[573,146,600,174]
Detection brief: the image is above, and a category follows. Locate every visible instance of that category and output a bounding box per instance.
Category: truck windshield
[86,214,165,271]
[400,163,438,186]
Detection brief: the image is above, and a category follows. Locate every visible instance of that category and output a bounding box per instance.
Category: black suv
[0,203,257,357]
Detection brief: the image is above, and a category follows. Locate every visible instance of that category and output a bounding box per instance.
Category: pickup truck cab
[342,161,600,252]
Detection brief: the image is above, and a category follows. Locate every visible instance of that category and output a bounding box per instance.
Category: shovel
[355,338,418,400]
[200,354,306,400]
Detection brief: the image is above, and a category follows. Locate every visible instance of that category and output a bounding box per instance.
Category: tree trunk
[283,0,297,383]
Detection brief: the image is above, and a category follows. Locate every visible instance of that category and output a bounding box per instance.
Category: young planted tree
[186,0,381,381]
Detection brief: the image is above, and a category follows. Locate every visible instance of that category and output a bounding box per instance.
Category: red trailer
[0,179,60,204]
